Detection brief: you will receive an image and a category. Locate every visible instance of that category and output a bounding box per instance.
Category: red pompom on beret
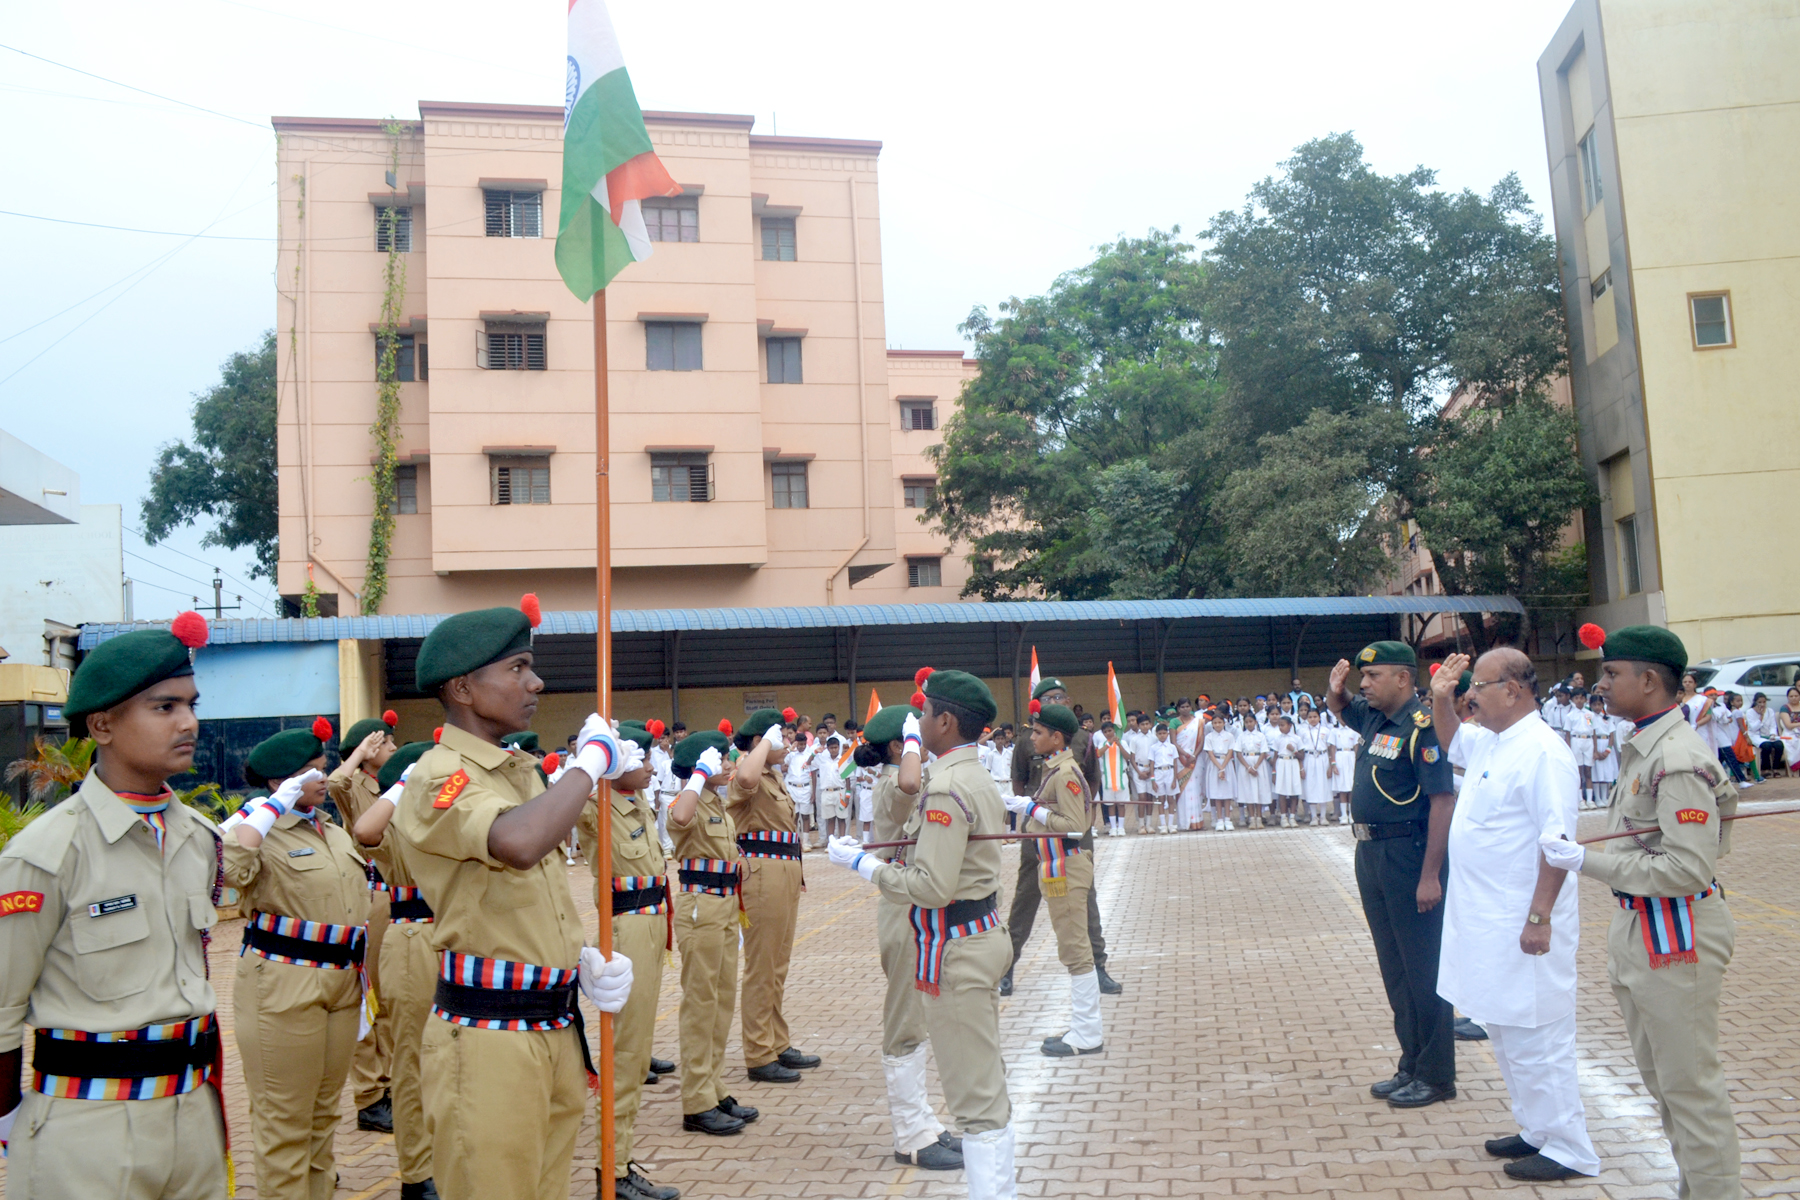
[382,709,399,727]
[718,719,734,737]
[1578,622,1607,651]
[782,706,798,723]
[542,751,561,773]
[647,720,665,738]
[1028,698,1042,715]
[311,715,333,742]
[910,690,926,709]
[914,666,935,687]
[433,726,444,743]
[520,593,542,628]
[170,611,210,649]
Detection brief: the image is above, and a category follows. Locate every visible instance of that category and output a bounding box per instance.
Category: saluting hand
[1431,653,1470,707]
[1328,659,1352,699]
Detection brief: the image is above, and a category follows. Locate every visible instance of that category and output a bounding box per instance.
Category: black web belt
[611,879,668,915]
[389,895,434,922]
[736,834,802,860]
[1353,818,1430,842]
[941,891,999,925]
[33,1024,218,1079]
[433,980,578,1025]
[242,923,365,966]
[678,867,739,891]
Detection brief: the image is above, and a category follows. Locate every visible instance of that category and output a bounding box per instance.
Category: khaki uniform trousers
[740,857,801,1067]
[878,899,929,1057]
[234,954,362,1200]
[379,921,437,1185]
[1609,890,1741,1200]
[8,1086,226,1200]
[1046,884,1096,975]
[419,1019,587,1200]
[675,891,739,1114]
[611,911,667,1175]
[1008,839,1108,968]
[350,899,394,1109]
[920,924,1013,1134]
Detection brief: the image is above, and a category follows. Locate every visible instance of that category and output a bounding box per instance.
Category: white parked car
[1686,654,1800,706]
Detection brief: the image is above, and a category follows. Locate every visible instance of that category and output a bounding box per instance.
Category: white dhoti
[1486,1015,1601,1175]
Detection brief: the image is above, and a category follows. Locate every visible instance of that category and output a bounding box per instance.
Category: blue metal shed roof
[78,595,1523,649]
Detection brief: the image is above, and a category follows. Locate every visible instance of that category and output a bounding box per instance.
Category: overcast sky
[2,0,1577,620]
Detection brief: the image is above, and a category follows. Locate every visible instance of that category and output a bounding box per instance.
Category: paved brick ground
[7,786,1797,1198]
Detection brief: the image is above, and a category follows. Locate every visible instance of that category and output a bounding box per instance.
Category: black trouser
[1716,746,1748,784]
[1760,739,1786,775]
[1353,829,1453,1087]
[1008,834,1107,969]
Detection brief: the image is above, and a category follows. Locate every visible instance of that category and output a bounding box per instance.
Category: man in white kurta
[1433,651,1601,1181]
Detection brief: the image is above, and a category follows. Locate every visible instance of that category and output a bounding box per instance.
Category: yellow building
[272,102,974,616]
[1539,2,1800,658]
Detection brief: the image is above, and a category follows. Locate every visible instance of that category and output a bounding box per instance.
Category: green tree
[142,330,279,580]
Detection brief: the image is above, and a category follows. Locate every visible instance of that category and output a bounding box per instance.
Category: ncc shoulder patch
[0,890,45,917]
[433,769,471,809]
[1676,808,1709,825]
[1066,779,1082,796]
[1421,746,1440,763]
[925,809,952,826]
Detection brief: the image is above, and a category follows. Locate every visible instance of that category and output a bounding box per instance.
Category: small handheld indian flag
[556,0,682,300]
[1029,647,1041,696]
[1102,662,1129,791]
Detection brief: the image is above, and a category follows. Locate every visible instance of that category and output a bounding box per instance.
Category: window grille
[484,190,543,238]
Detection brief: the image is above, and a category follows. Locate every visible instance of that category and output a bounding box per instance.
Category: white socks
[881,1044,946,1157]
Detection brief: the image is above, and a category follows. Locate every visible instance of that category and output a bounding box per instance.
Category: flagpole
[593,287,616,1191]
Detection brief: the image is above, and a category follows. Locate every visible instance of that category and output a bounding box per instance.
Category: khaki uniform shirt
[579,788,667,897]
[871,766,915,863]
[328,764,392,881]
[0,772,219,1048]
[667,785,740,866]
[727,766,799,837]
[224,809,369,928]
[1011,727,1093,795]
[875,745,1004,910]
[392,723,582,969]
[1582,707,1738,898]
[1026,747,1095,891]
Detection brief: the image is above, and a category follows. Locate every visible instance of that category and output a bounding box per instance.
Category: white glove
[0,1099,17,1152]
[572,714,628,782]
[578,945,634,1013]
[245,768,323,837]
[1538,833,1585,873]
[762,723,785,751]
[1003,793,1035,817]
[828,836,882,883]
[901,713,922,754]
[681,746,724,794]
[615,739,646,775]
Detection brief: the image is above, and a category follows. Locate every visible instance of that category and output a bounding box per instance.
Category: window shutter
[526,332,546,371]
[476,329,490,369]
[494,465,513,505]
[485,192,506,237]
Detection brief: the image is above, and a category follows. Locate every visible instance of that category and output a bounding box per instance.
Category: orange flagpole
[593,289,616,1190]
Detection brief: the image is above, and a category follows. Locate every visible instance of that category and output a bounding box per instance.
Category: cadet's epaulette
[1413,710,1431,728]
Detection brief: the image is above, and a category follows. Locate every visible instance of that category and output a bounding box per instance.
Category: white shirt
[1438,713,1580,1028]
[1563,706,1595,738]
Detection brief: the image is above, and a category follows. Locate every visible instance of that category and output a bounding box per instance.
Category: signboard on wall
[743,690,778,714]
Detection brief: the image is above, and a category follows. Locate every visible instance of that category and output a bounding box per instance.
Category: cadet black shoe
[1503,1153,1585,1181]
[896,1137,964,1170]
[777,1047,821,1070]
[1386,1079,1456,1108]
[1040,1036,1103,1057]
[718,1095,760,1124]
[682,1106,747,1135]
[618,1165,680,1200]
[1484,1135,1541,1159]
[998,969,1014,997]
[650,1056,676,1074]
[400,1181,439,1200]
[357,1094,394,1133]
[644,1071,659,1085]
[1368,1072,1412,1098]
[1454,1017,1490,1041]
[1095,964,1123,995]
[747,1061,802,1083]
[936,1131,962,1153]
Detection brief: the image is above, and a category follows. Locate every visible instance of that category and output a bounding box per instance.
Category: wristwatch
[1526,912,1550,926]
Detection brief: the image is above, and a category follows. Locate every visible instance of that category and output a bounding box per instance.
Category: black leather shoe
[650,1056,676,1074]
[1040,1036,1103,1057]
[620,1166,680,1199]
[936,1130,962,1153]
[400,1181,439,1200]
[644,1071,659,1085]
[895,1138,964,1169]
[777,1048,821,1070]
[1454,1017,1490,1041]
[718,1095,760,1124]
[1095,963,1123,995]
[998,969,1013,997]
[1503,1153,1585,1181]
[1368,1072,1412,1098]
[682,1106,747,1135]
[747,1061,801,1083]
[1484,1134,1541,1159]
[356,1094,394,1133]
[1386,1079,1456,1108]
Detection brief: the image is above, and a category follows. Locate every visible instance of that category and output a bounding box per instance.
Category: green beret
[615,724,653,751]
[1031,677,1067,700]
[341,716,398,758]
[1033,702,1079,741]
[1356,640,1417,668]
[377,741,433,791]
[501,731,541,753]
[923,669,997,723]
[245,728,326,787]
[1601,624,1687,674]
[66,628,197,737]
[744,708,785,736]
[1455,670,1474,698]
[415,606,533,693]
[863,704,920,746]
[671,730,729,776]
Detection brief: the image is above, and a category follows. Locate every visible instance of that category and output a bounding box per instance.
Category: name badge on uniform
[88,894,138,917]
[630,827,645,839]
[707,816,723,824]
[288,847,316,858]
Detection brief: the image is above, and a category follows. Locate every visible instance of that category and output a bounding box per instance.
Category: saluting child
[1271,714,1303,827]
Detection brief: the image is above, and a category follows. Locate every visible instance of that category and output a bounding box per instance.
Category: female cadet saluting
[224,718,371,1200]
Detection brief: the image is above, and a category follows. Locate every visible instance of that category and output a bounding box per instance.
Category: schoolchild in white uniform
[1270,714,1303,827]
[1298,709,1333,825]
[1331,722,1359,824]
[1203,712,1237,831]
[1234,717,1270,829]
[816,734,852,838]
[783,742,818,847]
[1149,721,1179,833]
[1563,689,1597,806]
[1588,696,1620,807]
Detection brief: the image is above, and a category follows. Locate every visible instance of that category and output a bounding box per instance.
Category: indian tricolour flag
[555,0,681,300]
[1102,661,1129,791]
[1029,647,1041,696]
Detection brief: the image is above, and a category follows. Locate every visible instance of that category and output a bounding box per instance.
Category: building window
[1578,129,1604,213]
[903,479,935,509]
[377,334,426,382]
[907,557,942,588]
[761,217,796,261]
[375,206,412,253]
[646,322,703,371]
[766,338,802,384]
[651,452,713,502]
[391,465,418,514]
[1689,293,1733,349]
[481,326,546,370]
[771,461,808,508]
[484,190,542,238]
[900,400,936,431]
[643,198,698,243]
[1590,268,1611,302]
[491,457,550,505]
[1617,514,1641,595]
